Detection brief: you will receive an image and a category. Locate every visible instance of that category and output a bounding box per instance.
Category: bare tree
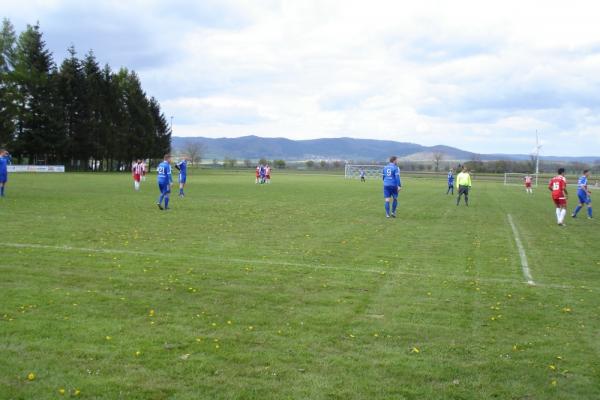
[184,141,205,165]
[433,152,445,172]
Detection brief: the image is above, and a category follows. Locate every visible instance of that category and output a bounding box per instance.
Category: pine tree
[0,18,17,148]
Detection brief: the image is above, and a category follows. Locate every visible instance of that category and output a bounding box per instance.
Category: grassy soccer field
[1,171,599,399]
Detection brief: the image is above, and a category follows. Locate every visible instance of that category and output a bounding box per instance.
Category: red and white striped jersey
[132,163,144,175]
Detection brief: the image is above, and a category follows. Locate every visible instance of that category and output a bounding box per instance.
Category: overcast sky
[3,0,600,156]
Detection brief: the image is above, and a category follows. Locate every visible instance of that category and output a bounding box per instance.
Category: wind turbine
[533,130,543,174]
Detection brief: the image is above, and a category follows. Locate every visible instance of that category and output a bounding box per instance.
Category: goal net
[504,173,538,187]
[345,164,382,180]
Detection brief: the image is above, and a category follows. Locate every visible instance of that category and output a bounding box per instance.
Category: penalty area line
[507,214,535,286]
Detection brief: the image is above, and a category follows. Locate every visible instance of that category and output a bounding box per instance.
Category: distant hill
[171,135,600,163]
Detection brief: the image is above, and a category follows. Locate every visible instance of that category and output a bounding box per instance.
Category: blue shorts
[158,181,171,194]
[179,174,186,184]
[383,185,398,198]
[578,191,591,204]
[0,174,6,183]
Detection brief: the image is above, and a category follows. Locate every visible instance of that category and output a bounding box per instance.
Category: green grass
[1,171,599,399]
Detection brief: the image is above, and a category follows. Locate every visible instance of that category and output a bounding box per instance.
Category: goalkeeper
[456,166,472,206]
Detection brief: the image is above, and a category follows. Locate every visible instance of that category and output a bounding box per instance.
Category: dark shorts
[384,186,398,198]
[158,182,171,194]
[0,175,6,184]
[458,185,469,195]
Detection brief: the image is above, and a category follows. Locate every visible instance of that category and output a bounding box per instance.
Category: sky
[3,0,600,156]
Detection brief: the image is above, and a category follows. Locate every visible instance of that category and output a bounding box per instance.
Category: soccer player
[0,149,11,197]
[524,174,533,194]
[259,165,266,184]
[446,168,454,194]
[360,168,366,182]
[132,159,143,191]
[141,159,147,181]
[174,158,188,197]
[156,154,172,210]
[456,166,472,206]
[255,165,260,184]
[382,156,401,218]
[265,164,271,184]
[572,169,592,219]
[548,167,568,226]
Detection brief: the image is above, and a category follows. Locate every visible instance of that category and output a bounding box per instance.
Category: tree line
[0,19,171,170]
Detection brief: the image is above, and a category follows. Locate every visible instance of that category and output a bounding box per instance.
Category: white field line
[4,241,588,291]
[507,214,535,286]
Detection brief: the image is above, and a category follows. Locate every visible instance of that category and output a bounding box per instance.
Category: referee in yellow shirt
[456,166,472,206]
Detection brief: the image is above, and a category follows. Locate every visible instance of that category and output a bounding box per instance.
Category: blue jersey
[0,154,11,178]
[382,163,401,187]
[157,161,172,184]
[448,172,454,185]
[577,176,588,194]
[176,160,187,176]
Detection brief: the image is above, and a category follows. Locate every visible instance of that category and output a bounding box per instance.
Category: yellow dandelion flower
[227,320,232,325]
[135,351,141,356]
[551,380,557,386]
[248,326,254,330]
[549,365,556,371]
[105,336,112,341]
[74,389,81,396]
[27,372,35,381]
[58,388,65,395]
[411,347,420,354]
[149,309,155,317]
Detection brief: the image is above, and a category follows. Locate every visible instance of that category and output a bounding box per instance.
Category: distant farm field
[1,171,599,399]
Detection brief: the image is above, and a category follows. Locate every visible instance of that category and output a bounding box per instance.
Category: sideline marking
[507,214,535,286]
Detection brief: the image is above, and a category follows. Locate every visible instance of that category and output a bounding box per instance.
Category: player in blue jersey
[446,168,454,195]
[174,158,188,197]
[0,149,11,197]
[156,154,173,210]
[572,169,592,219]
[382,156,401,218]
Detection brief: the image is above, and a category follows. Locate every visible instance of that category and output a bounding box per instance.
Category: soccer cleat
[157,203,163,210]
[572,214,576,218]
[391,213,396,218]
[386,214,390,218]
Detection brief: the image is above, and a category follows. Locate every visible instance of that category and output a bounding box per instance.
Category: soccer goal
[504,173,538,187]
[344,164,382,180]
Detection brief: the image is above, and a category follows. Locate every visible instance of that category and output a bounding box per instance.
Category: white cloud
[4,0,600,155]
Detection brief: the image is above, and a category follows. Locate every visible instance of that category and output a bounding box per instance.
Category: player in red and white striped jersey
[132,159,144,191]
[524,174,533,194]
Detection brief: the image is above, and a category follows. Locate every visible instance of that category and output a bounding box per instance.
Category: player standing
[572,169,593,219]
[175,158,188,197]
[446,168,454,194]
[132,159,143,191]
[548,167,568,226]
[524,174,533,194]
[360,168,366,182]
[382,156,401,218]
[141,159,147,181]
[456,166,472,206]
[0,149,11,197]
[265,164,271,184]
[156,154,172,210]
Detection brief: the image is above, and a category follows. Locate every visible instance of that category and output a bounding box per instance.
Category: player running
[0,149,11,197]
[175,158,188,197]
[572,169,593,219]
[524,174,533,194]
[382,156,401,218]
[548,167,568,226]
[446,168,454,195]
[156,154,173,210]
[455,166,472,206]
[132,159,143,191]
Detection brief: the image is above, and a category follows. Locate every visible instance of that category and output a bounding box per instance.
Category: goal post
[344,164,382,180]
[504,172,538,187]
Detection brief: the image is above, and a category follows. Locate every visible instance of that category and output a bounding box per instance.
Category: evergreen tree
[12,23,63,163]
[0,18,16,148]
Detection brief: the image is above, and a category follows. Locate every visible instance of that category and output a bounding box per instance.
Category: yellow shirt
[456,172,472,187]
